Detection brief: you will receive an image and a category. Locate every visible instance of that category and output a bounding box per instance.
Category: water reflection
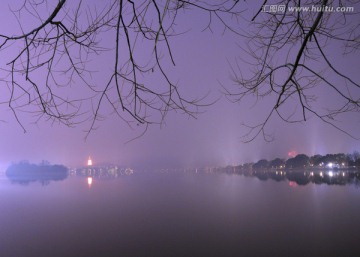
[202,167,360,187]
[74,165,134,188]
[1,166,360,256]
[4,161,137,186]
[5,160,360,188]
[69,165,135,186]
[87,176,93,187]
[5,161,68,185]
[71,165,135,180]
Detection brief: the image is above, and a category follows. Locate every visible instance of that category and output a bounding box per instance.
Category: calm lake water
[1,171,360,257]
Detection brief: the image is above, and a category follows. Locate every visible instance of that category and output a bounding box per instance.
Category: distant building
[87,156,93,166]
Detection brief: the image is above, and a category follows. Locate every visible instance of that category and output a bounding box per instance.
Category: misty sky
[0,1,359,170]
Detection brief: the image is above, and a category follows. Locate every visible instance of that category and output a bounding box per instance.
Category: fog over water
[1,170,359,257]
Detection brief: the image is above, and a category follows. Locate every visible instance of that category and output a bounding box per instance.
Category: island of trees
[6,161,68,185]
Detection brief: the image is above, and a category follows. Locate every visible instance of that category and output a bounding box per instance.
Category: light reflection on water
[87,176,93,187]
[0,171,359,257]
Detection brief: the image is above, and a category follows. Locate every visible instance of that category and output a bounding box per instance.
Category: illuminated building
[87,156,93,166]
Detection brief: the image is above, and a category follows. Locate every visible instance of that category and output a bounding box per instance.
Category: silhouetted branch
[227,0,360,141]
[0,0,242,136]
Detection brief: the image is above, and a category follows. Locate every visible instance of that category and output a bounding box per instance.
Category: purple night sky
[0,0,359,170]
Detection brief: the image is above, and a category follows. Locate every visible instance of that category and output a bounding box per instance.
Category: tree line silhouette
[214,152,360,186]
[250,152,360,170]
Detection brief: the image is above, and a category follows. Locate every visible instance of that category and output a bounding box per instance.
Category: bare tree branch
[0,0,243,136]
[226,0,360,141]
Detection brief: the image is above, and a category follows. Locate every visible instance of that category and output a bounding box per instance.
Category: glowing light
[87,177,93,186]
[87,156,93,166]
[327,162,333,168]
[342,172,345,176]
[328,171,334,177]
[288,150,297,158]
[289,181,297,187]
[320,172,323,177]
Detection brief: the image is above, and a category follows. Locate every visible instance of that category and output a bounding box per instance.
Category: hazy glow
[87,177,93,186]
[87,157,93,166]
[289,181,297,187]
[288,151,297,158]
